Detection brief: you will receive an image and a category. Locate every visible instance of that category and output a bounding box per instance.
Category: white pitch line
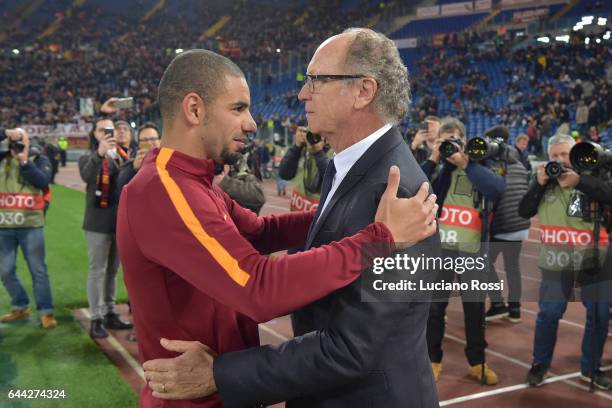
[81,309,145,381]
[519,307,612,337]
[259,322,291,342]
[442,334,612,404]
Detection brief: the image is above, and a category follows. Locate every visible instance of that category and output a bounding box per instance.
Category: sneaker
[40,314,58,329]
[580,370,612,390]
[0,307,31,322]
[104,312,133,330]
[526,363,548,387]
[507,307,521,323]
[90,318,109,339]
[431,362,442,382]
[468,363,498,385]
[485,303,509,321]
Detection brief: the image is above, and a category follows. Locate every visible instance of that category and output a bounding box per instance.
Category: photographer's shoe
[507,307,521,323]
[468,364,498,385]
[0,307,31,322]
[40,314,58,329]
[90,319,109,339]
[526,363,548,387]
[580,370,612,390]
[104,312,133,330]
[485,303,508,321]
[431,363,442,382]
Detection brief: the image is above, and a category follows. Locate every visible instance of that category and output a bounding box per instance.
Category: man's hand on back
[375,166,438,248]
[143,338,217,400]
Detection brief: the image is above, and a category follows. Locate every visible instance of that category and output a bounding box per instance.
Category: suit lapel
[305,127,403,249]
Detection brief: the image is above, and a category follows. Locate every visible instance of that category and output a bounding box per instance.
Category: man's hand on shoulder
[143,338,217,400]
[375,166,438,248]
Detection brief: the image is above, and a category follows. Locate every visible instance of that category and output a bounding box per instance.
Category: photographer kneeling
[520,133,612,389]
[421,117,506,385]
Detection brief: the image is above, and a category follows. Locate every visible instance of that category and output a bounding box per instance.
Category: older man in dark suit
[143,28,440,408]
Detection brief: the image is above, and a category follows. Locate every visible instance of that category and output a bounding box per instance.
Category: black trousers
[487,237,523,305]
[427,249,487,366]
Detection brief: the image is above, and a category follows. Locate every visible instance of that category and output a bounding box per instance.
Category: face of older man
[298,35,358,143]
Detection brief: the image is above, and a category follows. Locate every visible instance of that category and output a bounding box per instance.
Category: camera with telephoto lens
[466,136,507,161]
[306,131,322,145]
[570,142,612,173]
[545,161,566,179]
[439,137,464,159]
[9,140,26,153]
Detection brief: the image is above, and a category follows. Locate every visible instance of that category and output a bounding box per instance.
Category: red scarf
[95,145,128,208]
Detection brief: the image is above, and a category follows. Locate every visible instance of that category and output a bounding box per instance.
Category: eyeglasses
[302,74,366,93]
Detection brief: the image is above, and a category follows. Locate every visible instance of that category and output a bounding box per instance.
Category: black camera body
[306,131,322,145]
[545,161,565,179]
[418,122,429,131]
[9,140,26,153]
[439,137,464,159]
[466,136,507,161]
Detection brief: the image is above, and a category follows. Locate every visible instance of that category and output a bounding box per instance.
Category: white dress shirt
[316,124,392,222]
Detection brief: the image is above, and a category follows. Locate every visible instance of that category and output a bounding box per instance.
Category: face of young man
[115,123,132,147]
[200,75,257,165]
[94,119,115,141]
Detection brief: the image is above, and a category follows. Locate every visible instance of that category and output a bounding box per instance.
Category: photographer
[519,133,612,389]
[0,127,57,329]
[279,126,332,213]
[408,115,441,165]
[483,125,531,323]
[79,118,133,339]
[215,156,266,215]
[422,117,506,385]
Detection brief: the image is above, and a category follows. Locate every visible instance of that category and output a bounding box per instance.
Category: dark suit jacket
[214,127,440,408]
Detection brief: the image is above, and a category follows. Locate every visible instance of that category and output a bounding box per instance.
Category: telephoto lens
[570,141,612,172]
[8,140,26,153]
[545,161,565,179]
[466,137,501,161]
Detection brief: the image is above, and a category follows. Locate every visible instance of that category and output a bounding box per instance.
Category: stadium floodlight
[581,16,594,24]
[604,31,611,40]
[516,31,524,37]
[555,35,570,43]
[130,122,136,128]
[276,48,281,53]
[596,38,602,44]
[597,17,607,26]
[12,49,19,55]
[585,37,590,45]
[573,23,583,31]
[175,48,183,54]
[537,36,550,44]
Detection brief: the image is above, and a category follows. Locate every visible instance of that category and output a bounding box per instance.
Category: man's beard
[220,147,241,166]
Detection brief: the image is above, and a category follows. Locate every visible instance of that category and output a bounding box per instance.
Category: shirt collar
[152,147,216,184]
[333,124,392,177]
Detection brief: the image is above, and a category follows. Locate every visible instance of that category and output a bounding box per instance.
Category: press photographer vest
[0,157,45,228]
[439,168,483,253]
[289,150,332,212]
[537,185,609,272]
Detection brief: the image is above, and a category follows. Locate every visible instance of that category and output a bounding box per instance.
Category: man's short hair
[425,115,441,123]
[137,122,161,140]
[342,28,410,125]
[157,49,244,123]
[439,117,466,140]
[515,133,529,143]
[484,125,510,142]
[548,133,575,154]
